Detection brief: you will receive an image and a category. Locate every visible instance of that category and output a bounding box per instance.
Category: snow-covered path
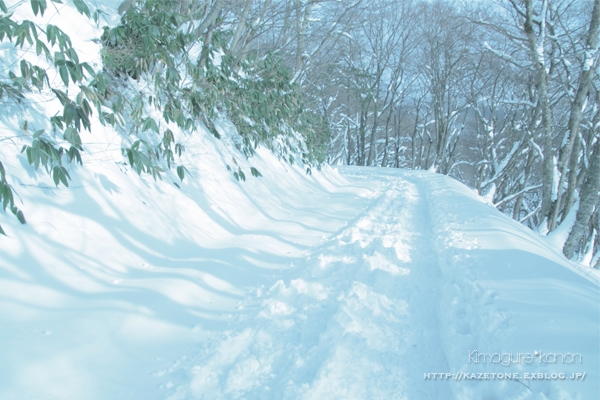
[0,153,598,399]
[156,168,599,400]
[164,170,451,399]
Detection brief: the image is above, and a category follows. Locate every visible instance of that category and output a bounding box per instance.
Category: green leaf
[72,0,90,17]
[250,167,262,177]
[162,129,174,147]
[52,165,70,187]
[63,102,76,126]
[46,24,56,45]
[0,224,5,236]
[59,65,69,86]
[56,29,71,50]
[67,147,82,165]
[31,0,39,16]
[67,48,79,64]
[174,143,184,157]
[50,115,64,130]
[35,39,50,59]
[1,185,11,210]
[141,117,159,133]
[76,105,90,130]
[125,148,134,167]
[60,168,70,186]
[20,60,30,81]
[39,0,47,15]
[52,89,69,105]
[176,165,187,181]
[52,165,60,185]
[63,126,81,147]
[81,62,95,78]
[12,207,26,224]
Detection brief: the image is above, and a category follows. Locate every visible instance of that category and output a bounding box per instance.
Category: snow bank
[423,171,599,400]
[0,104,376,399]
[1,141,598,399]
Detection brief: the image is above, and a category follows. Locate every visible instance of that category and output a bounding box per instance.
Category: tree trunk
[358,109,367,166]
[294,0,311,73]
[521,0,555,227]
[229,0,253,56]
[549,0,600,231]
[366,109,380,166]
[193,0,224,40]
[564,140,600,259]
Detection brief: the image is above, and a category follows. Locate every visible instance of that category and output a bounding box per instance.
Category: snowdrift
[0,115,375,398]
[0,134,598,399]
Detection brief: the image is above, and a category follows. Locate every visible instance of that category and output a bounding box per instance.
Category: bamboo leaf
[176,165,185,181]
[30,0,39,16]
[59,65,69,86]
[12,207,26,224]
[72,0,90,17]
[250,167,262,177]
[52,165,60,186]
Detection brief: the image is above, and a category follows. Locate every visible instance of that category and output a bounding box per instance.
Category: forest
[236,0,600,266]
[1,0,599,266]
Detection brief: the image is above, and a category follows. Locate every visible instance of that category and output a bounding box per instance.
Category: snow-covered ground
[1,2,598,399]
[1,126,598,399]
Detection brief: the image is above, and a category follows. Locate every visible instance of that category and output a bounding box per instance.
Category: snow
[1,135,598,399]
[544,198,579,251]
[1,2,599,399]
[582,50,596,72]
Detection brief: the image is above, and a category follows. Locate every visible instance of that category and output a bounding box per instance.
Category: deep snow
[1,133,598,399]
[0,1,599,399]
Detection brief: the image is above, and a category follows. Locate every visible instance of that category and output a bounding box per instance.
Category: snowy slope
[1,1,599,399]
[1,138,598,399]
[0,121,371,398]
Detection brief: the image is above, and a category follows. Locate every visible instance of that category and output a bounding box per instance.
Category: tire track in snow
[162,172,451,399]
